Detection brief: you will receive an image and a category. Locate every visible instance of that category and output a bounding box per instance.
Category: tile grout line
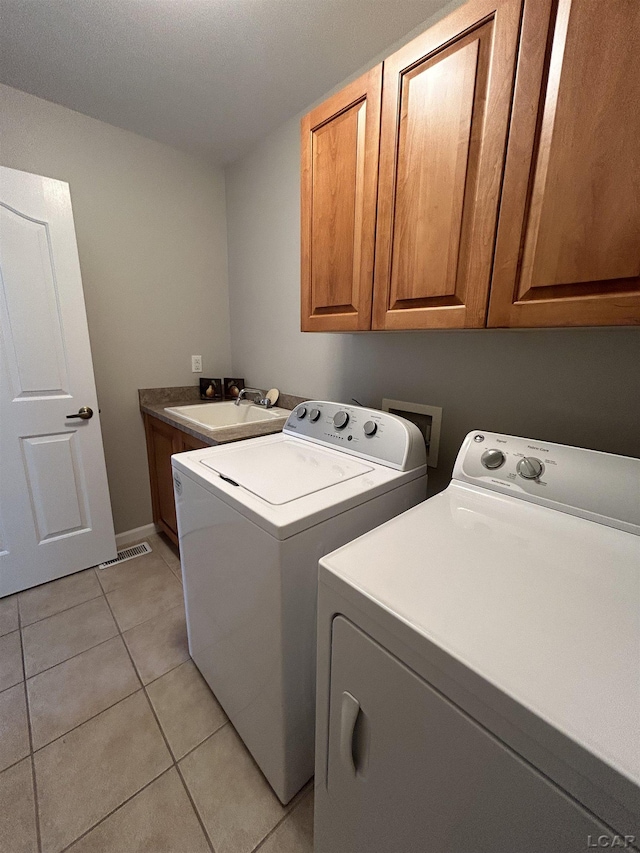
[23,613,196,848]
[104,587,217,850]
[0,752,34,777]
[0,628,23,694]
[98,564,182,600]
[22,633,120,684]
[174,719,230,765]
[251,785,313,853]
[58,590,179,851]
[102,590,145,691]
[1,686,186,775]
[55,759,308,853]
[144,531,310,852]
[174,754,218,853]
[105,570,220,852]
[110,596,186,637]
[137,652,189,688]
[117,533,182,577]
[3,595,183,698]
[22,590,184,684]
[29,585,138,853]
[102,570,184,636]
[11,537,232,853]
[17,594,43,853]
[9,541,314,850]
[21,601,190,755]
[56,766,176,853]
[3,538,182,853]
[11,554,308,834]
[17,532,179,633]
[29,684,142,756]
[102,582,218,853]
[19,590,104,631]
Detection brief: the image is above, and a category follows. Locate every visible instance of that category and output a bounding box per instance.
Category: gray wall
[1,83,231,533]
[226,115,640,496]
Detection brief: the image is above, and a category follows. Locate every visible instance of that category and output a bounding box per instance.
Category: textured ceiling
[0,0,450,165]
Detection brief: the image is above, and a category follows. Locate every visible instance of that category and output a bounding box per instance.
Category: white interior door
[0,165,116,596]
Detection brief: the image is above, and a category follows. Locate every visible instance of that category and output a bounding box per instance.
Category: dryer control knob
[309,408,321,422]
[363,420,377,436]
[296,407,307,419]
[333,411,349,430]
[517,457,543,480]
[481,449,505,470]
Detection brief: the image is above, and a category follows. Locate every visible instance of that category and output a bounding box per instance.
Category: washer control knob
[309,408,321,422]
[481,449,505,470]
[517,457,543,480]
[333,411,349,430]
[296,406,307,419]
[363,420,377,436]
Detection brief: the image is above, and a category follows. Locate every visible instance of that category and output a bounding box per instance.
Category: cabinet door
[488,0,640,327]
[143,415,181,541]
[372,0,522,330]
[301,66,382,331]
[320,616,615,853]
[180,433,208,452]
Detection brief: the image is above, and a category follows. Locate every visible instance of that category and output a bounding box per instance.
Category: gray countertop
[139,386,307,446]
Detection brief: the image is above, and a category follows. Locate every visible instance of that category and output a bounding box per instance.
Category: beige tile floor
[0,533,314,853]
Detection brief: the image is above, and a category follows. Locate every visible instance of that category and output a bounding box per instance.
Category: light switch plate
[382,399,442,468]
[191,355,203,373]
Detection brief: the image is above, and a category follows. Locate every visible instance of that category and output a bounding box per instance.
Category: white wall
[225,115,640,496]
[0,83,231,533]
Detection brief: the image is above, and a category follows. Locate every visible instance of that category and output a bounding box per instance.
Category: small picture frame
[200,378,222,400]
[224,377,244,400]
[382,399,442,468]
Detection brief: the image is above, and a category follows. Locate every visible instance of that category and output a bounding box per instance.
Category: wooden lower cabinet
[143,414,209,546]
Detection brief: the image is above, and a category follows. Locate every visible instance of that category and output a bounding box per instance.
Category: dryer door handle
[340,691,361,776]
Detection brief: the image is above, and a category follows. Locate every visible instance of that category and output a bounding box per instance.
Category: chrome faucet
[235,387,272,407]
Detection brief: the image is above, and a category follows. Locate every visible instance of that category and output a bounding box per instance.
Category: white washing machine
[172,401,427,804]
[315,431,640,852]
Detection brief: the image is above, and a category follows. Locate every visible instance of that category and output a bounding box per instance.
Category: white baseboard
[115,523,159,548]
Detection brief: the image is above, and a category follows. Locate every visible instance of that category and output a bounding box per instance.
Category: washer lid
[200,438,373,504]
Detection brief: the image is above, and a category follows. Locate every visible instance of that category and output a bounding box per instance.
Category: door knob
[66,406,93,420]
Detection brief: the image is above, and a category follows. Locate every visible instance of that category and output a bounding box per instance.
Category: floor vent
[98,541,152,569]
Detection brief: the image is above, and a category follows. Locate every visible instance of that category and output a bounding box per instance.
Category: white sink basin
[164,401,289,431]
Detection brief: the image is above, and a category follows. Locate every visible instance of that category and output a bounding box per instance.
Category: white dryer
[172,401,427,804]
[315,431,640,852]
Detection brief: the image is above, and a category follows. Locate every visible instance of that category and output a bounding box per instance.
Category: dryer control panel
[454,431,640,534]
[283,401,427,472]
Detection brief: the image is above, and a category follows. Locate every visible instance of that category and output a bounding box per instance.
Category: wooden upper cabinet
[301,66,382,331]
[301,0,638,332]
[372,0,523,330]
[488,0,640,327]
